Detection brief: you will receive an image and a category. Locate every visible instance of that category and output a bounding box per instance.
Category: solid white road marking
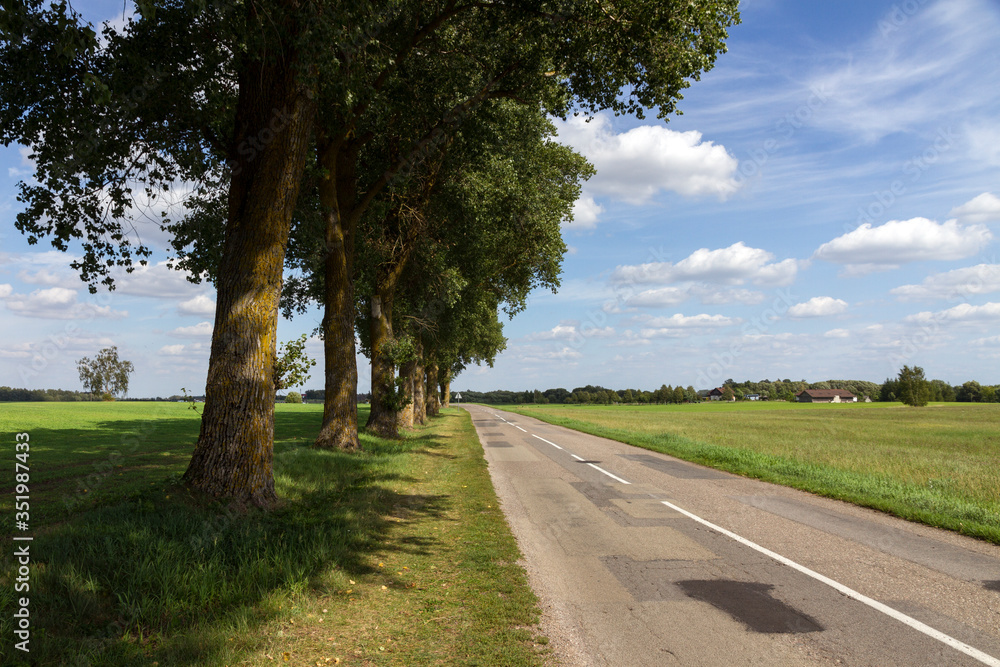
[515,425,527,432]
[660,500,1000,667]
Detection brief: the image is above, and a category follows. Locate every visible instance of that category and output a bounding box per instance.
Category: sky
[2,0,999,398]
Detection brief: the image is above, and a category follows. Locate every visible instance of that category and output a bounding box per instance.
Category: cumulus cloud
[950,192,1000,224]
[177,294,216,316]
[891,264,1000,301]
[905,301,1000,324]
[2,287,127,320]
[824,328,850,338]
[814,217,991,273]
[169,321,213,337]
[568,195,604,230]
[788,296,848,318]
[612,242,800,287]
[553,114,740,205]
[626,284,765,308]
[159,344,187,355]
[0,284,11,298]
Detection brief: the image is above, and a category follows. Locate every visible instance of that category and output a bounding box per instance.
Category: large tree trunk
[441,372,451,409]
[412,339,426,425]
[425,362,440,416]
[183,55,315,507]
[314,143,361,451]
[365,290,399,437]
[397,358,415,429]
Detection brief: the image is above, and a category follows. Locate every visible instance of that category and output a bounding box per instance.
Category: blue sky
[2,0,999,397]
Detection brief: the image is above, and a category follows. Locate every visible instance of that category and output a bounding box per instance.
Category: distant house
[708,387,725,401]
[796,389,857,403]
[746,393,761,401]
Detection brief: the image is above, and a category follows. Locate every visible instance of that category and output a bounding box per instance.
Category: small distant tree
[721,385,735,402]
[77,346,134,400]
[273,335,317,393]
[898,365,930,407]
[284,391,303,404]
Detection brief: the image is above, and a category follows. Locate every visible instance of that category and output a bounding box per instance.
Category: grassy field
[0,402,549,666]
[503,401,1000,544]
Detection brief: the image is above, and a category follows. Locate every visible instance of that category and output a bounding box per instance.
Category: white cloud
[891,264,1000,301]
[115,261,207,299]
[806,0,1000,142]
[788,296,848,318]
[0,284,11,298]
[824,328,850,338]
[159,344,187,355]
[814,218,991,272]
[637,313,739,338]
[950,192,1000,224]
[553,114,740,205]
[971,335,1000,347]
[169,321,214,338]
[526,322,615,342]
[177,294,216,316]
[906,301,1000,324]
[626,284,765,308]
[2,287,127,320]
[568,195,604,229]
[612,242,800,287]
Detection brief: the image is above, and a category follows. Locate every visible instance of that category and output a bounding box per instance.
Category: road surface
[463,404,1000,666]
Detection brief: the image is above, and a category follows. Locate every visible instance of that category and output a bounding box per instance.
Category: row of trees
[2,0,740,505]
[459,376,1000,405]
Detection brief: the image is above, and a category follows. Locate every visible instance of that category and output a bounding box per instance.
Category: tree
[956,381,983,403]
[273,335,317,393]
[284,391,303,404]
[897,366,930,407]
[77,347,134,400]
[721,385,735,402]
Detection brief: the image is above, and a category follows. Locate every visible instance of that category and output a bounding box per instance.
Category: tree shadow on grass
[0,410,454,666]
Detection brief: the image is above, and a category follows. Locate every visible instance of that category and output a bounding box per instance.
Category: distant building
[708,387,725,401]
[796,389,857,403]
[746,393,761,401]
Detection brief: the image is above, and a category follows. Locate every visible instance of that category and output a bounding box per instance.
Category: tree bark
[412,339,426,425]
[183,54,315,507]
[441,371,451,409]
[365,290,399,438]
[397,358,415,429]
[314,141,361,451]
[425,362,440,416]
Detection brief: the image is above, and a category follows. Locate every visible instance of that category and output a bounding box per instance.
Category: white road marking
[515,425,527,432]
[587,464,631,485]
[531,436,631,484]
[532,434,563,450]
[660,500,1000,667]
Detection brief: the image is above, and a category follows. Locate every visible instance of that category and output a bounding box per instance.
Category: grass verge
[501,402,1000,545]
[1,403,548,666]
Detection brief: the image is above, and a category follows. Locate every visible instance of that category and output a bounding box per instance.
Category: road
[462,404,1000,666]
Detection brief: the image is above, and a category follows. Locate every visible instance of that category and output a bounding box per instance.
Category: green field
[0,402,549,666]
[503,401,1000,544]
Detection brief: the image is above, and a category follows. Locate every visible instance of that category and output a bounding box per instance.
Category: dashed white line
[531,435,631,484]
[532,434,563,450]
[660,499,1000,667]
[586,463,631,485]
[515,425,527,432]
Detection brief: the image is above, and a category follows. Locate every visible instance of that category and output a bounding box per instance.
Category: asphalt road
[462,404,1000,666]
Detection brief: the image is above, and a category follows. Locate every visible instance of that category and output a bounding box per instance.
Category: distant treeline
[459,378,1000,405]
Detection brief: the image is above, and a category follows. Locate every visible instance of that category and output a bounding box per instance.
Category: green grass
[0,402,548,666]
[502,402,1000,544]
